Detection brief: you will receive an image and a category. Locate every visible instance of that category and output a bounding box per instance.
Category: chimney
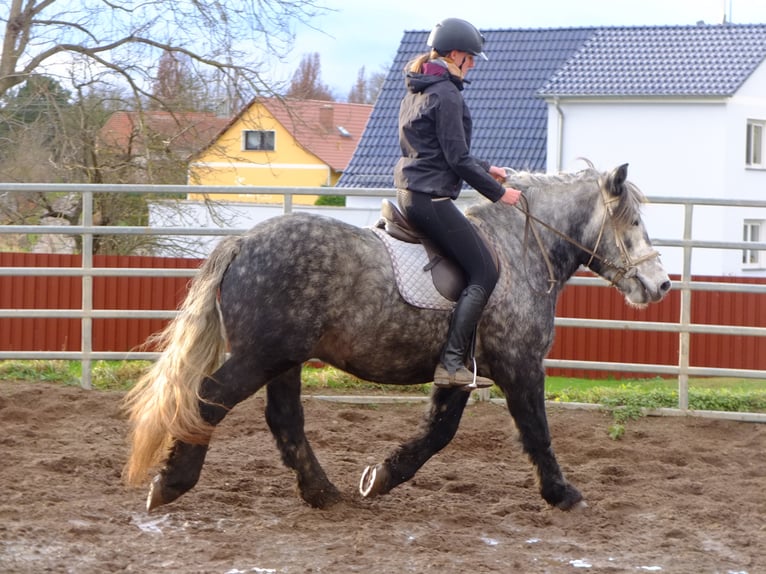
[319,104,334,131]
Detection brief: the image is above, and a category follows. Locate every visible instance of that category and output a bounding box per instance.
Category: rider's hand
[489,165,507,183]
[499,187,522,205]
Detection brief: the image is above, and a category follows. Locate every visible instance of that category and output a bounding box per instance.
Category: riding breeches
[397,189,498,295]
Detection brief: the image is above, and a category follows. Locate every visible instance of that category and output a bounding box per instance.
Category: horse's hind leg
[147,355,274,511]
[360,387,470,498]
[500,365,584,511]
[265,366,341,508]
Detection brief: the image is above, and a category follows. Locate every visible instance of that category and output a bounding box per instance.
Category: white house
[340,24,766,277]
[538,25,766,277]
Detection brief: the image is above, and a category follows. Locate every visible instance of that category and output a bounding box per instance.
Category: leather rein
[512,182,660,294]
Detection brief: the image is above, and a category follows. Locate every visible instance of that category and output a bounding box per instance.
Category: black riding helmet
[427,18,488,61]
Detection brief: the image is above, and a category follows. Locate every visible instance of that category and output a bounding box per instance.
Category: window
[742,220,762,267]
[746,120,764,167]
[243,130,275,151]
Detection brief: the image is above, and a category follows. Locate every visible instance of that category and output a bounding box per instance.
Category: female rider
[394,18,522,390]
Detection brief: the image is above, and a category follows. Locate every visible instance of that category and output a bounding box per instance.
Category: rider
[394,17,522,390]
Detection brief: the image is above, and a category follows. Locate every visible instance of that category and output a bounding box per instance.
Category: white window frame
[742,220,763,268]
[242,130,276,151]
[746,120,764,168]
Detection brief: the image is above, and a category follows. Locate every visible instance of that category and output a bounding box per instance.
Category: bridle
[588,181,661,283]
[512,178,660,294]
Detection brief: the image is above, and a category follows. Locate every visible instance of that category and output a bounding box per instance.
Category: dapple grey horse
[123,163,671,512]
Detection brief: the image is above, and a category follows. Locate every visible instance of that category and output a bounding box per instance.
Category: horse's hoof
[146,475,166,511]
[145,473,185,511]
[300,482,342,508]
[570,500,588,512]
[359,464,388,498]
[556,493,587,511]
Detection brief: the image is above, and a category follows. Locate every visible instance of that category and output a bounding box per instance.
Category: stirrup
[433,359,493,391]
[462,357,494,390]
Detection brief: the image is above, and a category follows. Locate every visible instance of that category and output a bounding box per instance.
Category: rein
[511,184,660,293]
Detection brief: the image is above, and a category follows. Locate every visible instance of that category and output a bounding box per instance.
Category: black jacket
[393,69,505,202]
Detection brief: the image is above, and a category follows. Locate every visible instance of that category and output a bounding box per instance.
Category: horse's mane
[502,162,646,232]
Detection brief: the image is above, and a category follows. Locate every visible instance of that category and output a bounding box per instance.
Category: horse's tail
[122,235,243,486]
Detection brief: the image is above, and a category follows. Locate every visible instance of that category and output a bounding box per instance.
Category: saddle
[373,199,496,306]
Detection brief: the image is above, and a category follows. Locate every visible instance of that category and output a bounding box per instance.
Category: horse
[123,162,671,513]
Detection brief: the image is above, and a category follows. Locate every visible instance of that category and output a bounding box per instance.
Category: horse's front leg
[498,363,585,510]
[265,366,341,508]
[359,386,470,498]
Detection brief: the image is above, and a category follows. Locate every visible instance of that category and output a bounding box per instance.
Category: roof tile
[99,111,230,158]
[339,27,595,188]
[539,24,766,97]
[340,24,766,189]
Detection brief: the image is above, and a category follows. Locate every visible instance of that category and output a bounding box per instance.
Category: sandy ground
[0,381,764,573]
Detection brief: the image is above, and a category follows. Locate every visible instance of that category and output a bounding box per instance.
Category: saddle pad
[370,227,455,311]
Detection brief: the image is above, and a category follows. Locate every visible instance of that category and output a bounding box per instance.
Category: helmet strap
[444,53,468,77]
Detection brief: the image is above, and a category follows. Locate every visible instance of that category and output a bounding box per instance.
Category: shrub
[314,195,346,206]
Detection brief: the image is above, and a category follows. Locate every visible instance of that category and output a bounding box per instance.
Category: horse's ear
[614,163,628,186]
[607,163,629,195]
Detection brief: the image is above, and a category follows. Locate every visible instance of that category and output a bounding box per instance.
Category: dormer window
[746,120,764,168]
[243,130,275,151]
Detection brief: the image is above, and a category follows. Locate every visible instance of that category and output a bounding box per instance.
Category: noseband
[514,180,660,292]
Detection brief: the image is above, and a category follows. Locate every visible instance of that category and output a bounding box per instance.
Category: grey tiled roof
[539,24,766,97]
[338,24,766,189]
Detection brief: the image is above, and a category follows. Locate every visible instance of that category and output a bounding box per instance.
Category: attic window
[243,130,275,151]
[337,126,351,138]
[746,120,764,168]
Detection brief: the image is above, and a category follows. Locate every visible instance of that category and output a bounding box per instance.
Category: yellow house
[188,97,373,204]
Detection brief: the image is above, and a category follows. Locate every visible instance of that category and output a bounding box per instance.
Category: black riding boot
[433,284,494,390]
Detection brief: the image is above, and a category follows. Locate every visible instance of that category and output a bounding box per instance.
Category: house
[339,24,766,277]
[187,98,373,205]
[98,111,230,183]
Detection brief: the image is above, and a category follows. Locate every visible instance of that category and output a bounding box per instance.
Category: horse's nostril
[660,280,671,293]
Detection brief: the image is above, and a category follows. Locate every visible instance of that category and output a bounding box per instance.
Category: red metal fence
[2,252,765,378]
[0,252,200,354]
[551,275,766,377]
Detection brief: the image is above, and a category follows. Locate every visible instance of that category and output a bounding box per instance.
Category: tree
[0,1,327,255]
[347,65,387,104]
[347,67,367,104]
[0,0,326,109]
[150,50,201,112]
[0,74,74,189]
[286,53,333,101]
[1,74,70,123]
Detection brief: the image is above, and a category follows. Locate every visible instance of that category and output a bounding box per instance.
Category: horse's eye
[632,220,640,227]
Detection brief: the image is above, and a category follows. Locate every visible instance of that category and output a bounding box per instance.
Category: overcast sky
[273,0,766,99]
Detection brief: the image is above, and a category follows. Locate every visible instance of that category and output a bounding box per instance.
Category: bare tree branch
[1,0,326,105]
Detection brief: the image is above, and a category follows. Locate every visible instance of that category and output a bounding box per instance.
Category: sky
[273,0,766,99]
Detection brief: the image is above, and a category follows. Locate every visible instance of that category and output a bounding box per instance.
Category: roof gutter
[554,97,564,172]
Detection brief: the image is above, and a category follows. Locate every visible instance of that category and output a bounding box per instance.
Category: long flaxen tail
[122,235,243,486]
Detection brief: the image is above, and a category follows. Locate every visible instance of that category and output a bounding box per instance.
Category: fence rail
[1,183,765,422]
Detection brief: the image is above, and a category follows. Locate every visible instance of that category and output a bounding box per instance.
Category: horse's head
[585,163,671,308]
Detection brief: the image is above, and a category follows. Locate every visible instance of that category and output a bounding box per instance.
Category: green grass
[544,375,766,438]
[545,375,766,412]
[2,361,764,418]
[2,360,764,440]
[0,360,149,391]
